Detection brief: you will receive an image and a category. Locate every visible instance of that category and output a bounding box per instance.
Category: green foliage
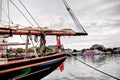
[29,48,34,53]
[33,47,53,53]
[16,48,23,53]
[96,47,104,51]
[73,49,77,52]
[36,47,40,53]
[45,47,53,52]
[81,48,87,53]
[106,48,113,52]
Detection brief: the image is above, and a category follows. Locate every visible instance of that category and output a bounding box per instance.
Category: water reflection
[42,54,120,80]
[81,54,106,67]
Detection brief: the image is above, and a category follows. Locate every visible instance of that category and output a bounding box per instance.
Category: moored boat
[0,27,87,80]
[0,52,66,80]
[0,27,68,80]
[0,0,88,80]
[82,49,104,56]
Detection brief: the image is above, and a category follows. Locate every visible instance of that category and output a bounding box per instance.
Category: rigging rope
[0,0,13,24]
[10,0,35,28]
[35,39,40,47]
[11,0,44,46]
[0,0,2,22]
[29,35,38,57]
[62,0,87,33]
[18,0,42,32]
[68,54,120,80]
[7,0,10,28]
[0,7,14,24]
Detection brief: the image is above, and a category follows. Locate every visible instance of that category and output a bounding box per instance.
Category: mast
[25,35,29,59]
[0,0,2,57]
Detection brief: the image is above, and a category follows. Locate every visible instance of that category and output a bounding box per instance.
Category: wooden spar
[0,42,29,46]
[0,28,78,36]
[25,35,29,56]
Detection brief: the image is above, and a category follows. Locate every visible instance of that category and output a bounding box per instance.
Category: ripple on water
[42,54,120,80]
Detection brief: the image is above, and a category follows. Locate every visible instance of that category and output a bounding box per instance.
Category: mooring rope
[68,54,120,80]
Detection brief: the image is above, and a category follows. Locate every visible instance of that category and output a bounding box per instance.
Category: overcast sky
[1,0,120,50]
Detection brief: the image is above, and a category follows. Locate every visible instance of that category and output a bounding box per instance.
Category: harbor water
[42,54,120,80]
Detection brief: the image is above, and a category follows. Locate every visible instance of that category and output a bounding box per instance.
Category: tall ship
[0,0,87,80]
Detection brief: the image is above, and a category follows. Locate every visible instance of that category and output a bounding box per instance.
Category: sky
[1,0,120,50]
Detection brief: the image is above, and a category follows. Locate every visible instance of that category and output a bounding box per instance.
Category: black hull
[0,53,66,80]
[13,59,65,80]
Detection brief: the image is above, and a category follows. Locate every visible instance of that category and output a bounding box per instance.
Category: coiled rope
[69,54,120,80]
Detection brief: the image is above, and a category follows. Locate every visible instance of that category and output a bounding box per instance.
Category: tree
[97,47,104,51]
[73,49,77,52]
[45,47,53,53]
[106,48,113,52]
[29,48,34,53]
[16,48,23,53]
[36,47,40,53]
[81,48,86,53]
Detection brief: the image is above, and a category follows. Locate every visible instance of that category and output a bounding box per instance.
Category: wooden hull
[0,53,66,80]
